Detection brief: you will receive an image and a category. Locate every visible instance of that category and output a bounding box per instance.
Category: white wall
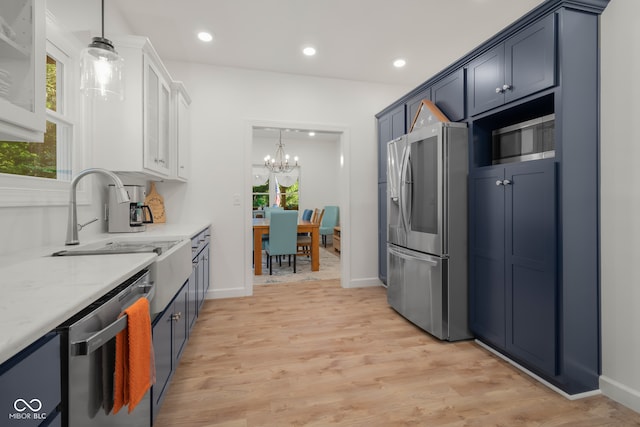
[156,62,407,297]
[252,135,340,213]
[599,0,640,413]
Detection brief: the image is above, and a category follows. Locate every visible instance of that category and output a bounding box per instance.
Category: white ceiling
[111,0,546,88]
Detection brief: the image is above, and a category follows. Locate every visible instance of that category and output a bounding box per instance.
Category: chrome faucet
[65,168,130,245]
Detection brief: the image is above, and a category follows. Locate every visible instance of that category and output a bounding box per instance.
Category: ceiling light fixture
[393,58,407,68]
[80,0,124,101]
[303,46,316,56]
[198,31,213,42]
[308,131,315,137]
[264,130,299,173]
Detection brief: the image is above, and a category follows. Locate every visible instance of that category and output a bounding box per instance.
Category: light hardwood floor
[154,280,640,427]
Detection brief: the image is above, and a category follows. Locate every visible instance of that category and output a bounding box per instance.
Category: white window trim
[0,11,90,207]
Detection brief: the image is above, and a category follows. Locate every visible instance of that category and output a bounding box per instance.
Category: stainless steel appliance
[107,185,153,233]
[56,270,154,427]
[492,113,555,164]
[386,122,471,341]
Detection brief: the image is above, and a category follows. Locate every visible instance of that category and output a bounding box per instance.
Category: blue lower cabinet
[470,160,557,378]
[0,334,60,427]
[152,227,211,422]
[152,304,173,423]
[151,279,192,423]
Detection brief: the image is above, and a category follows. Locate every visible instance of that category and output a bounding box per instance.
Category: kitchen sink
[51,239,182,257]
[52,238,193,315]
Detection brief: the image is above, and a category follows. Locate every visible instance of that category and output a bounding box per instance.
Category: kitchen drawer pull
[70,283,155,356]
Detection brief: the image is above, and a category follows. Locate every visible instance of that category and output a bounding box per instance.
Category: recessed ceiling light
[308,132,316,137]
[303,46,316,56]
[198,32,214,42]
[393,58,406,68]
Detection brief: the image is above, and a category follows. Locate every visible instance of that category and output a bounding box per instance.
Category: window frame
[0,12,89,207]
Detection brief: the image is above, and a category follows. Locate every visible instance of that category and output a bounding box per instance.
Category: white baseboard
[475,340,602,400]
[347,277,384,288]
[600,375,640,413]
[207,287,251,299]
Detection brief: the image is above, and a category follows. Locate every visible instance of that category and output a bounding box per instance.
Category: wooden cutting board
[145,182,166,223]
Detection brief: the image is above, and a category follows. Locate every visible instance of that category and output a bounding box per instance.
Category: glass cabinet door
[0,0,45,141]
[143,54,170,176]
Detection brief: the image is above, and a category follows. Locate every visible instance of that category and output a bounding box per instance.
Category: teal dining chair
[264,210,299,275]
[261,206,284,248]
[320,206,339,247]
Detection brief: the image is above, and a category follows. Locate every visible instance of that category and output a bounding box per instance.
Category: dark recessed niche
[471,93,555,168]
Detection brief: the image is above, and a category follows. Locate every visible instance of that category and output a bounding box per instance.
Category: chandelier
[264,130,299,173]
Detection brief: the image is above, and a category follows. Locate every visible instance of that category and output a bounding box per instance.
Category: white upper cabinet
[92,35,182,180]
[144,54,171,176]
[0,0,45,142]
[171,81,191,181]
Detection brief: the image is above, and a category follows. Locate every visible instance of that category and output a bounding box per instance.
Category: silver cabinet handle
[495,87,502,94]
[496,180,503,186]
[503,179,512,185]
[171,312,182,321]
[502,84,512,91]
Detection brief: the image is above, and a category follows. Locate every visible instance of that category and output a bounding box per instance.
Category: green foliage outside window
[0,56,58,179]
[253,182,269,209]
[280,180,299,210]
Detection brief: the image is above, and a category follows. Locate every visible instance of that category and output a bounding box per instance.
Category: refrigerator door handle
[388,244,438,265]
[399,146,411,233]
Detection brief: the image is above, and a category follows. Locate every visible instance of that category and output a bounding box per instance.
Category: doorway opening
[245,122,350,292]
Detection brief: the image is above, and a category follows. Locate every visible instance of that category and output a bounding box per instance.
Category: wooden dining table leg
[311,227,319,271]
[254,227,263,275]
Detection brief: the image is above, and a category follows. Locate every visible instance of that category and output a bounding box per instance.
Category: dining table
[253,218,320,275]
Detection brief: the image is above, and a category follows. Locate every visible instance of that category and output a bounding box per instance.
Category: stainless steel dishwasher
[56,269,154,427]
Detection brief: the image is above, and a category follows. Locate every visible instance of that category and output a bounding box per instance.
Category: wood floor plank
[154,280,640,427]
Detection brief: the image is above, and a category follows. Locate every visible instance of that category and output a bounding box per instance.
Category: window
[252,180,269,209]
[0,16,84,207]
[275,175,299,210]
[0,53,72,181]
[252,166,300,210]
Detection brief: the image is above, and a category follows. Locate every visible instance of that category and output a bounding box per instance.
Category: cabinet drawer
[0,334,60,426]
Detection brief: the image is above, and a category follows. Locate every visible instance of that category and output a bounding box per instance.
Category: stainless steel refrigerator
[386,121,471,341]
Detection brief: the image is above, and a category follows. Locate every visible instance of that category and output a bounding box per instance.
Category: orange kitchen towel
[112,297,155,414]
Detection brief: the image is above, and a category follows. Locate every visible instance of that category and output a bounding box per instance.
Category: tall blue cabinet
[376,0,608,395]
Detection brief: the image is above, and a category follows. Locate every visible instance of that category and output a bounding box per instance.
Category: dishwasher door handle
[71,283,155,356]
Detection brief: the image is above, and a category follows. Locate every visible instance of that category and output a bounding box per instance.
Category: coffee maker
[107,185,153,233]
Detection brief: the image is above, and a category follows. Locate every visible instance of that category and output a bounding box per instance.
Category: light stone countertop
[0,222,210,365]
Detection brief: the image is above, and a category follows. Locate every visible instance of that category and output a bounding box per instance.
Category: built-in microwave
[492,114,555,164]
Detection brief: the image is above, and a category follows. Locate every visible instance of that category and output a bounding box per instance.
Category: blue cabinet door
[0,334,60,427]
[378,182,387,284]
[469,166,506,347]
[173,283,189,362]
[152,308,173,422]
[432,68,465,122]
[377,105,405,183]
[467,45,505,116]
[187,265,197,331]
[405,87,431,131]
[505,14,556,103]
[505,159,557,376]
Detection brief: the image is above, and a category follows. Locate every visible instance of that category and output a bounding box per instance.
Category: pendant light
[80,0,125,101]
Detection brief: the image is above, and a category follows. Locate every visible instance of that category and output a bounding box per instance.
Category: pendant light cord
[101,0,105,39]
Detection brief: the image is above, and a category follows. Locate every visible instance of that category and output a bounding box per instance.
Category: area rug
[254,245,340,285]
